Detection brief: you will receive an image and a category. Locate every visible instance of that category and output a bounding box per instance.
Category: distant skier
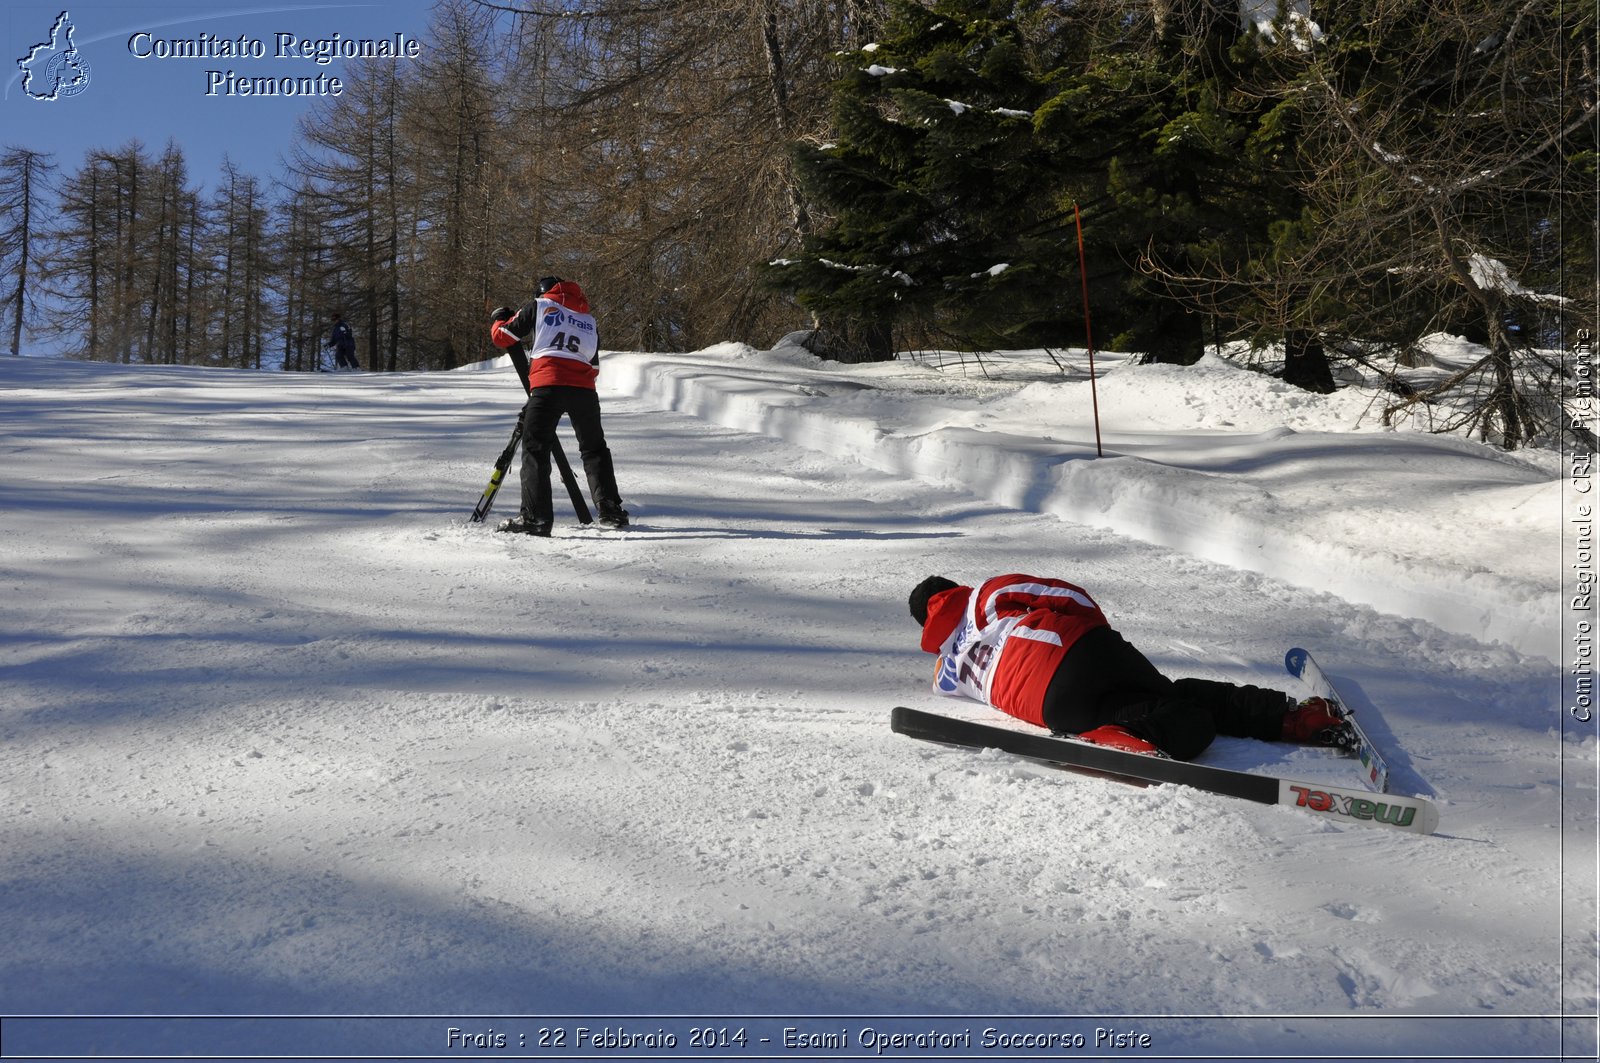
[489,276,628,535]
[328,314,360,371]
[909,573,1349,761]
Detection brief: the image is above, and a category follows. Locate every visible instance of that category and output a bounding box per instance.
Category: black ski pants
[1040,626,1289,760]
[519,385,624,523]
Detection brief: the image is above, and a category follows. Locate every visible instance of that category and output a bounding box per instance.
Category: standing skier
[909,573,1349,761]
[489,277,628,535]
[328,314,359,370]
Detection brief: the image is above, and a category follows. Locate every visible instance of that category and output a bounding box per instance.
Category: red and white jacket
[919,573,1108,727]
[490,280,601,389]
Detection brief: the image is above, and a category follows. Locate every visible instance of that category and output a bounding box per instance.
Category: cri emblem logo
[18,11,92,101]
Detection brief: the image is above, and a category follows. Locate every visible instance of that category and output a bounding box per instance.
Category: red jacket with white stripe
[919,573,1109,727]
[489,280,601,390]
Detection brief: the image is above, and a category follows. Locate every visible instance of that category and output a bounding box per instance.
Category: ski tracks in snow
[0,361,1575,1054]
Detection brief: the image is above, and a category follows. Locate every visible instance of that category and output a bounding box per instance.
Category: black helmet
[537,276,563,295]
[909,576,960,625]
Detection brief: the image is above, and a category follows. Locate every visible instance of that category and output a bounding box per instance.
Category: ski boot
[1078,725,1163,756]
[497,515,551,537]
[1281,697,1354,749]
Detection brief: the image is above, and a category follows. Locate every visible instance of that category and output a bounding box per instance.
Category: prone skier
[909,573,1350,761]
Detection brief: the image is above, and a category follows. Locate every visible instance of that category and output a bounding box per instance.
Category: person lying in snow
[909,573,1349,761]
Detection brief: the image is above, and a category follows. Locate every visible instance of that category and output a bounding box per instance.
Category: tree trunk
[7,160,31,356]
[802,319,895,363]
[1141,306,1205,365]
[1283,328,1336,393]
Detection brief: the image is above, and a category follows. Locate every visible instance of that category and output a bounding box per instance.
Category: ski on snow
[1285,646,1389,794]
[469,420,523,524]
[468,422,592,526]
[890,706,1439,836]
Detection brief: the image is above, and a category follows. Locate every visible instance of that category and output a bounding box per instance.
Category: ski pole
[1074,201,1104,458]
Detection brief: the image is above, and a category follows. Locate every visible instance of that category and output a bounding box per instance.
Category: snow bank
[599,342,1560,661]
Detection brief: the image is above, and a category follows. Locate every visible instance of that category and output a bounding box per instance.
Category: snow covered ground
[0,343,1591,1061]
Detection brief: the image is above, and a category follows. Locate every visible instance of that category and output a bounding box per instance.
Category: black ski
[468,428,589,525]
[890,706,1439,835]
[549,438,592,524]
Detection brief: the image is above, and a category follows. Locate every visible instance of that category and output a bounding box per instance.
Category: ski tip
[1369,798,1440,836]
[1285,647,1310,678]
[1277,778,1440,835]
[890,706,956,744]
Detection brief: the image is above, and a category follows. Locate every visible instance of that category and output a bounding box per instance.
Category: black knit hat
[909,576,960,625]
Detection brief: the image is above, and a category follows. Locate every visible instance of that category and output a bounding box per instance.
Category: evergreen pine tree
[770,0,1076,361]
[1033,3,1310,366]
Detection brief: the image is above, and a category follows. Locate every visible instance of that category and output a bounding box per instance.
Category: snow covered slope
[0,351,1588,1060]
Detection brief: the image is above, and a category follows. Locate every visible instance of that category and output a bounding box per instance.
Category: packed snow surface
[0,341,1589,1060]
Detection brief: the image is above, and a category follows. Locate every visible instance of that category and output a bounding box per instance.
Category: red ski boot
[1078,725,1162,756]
[1281,697,1354,748]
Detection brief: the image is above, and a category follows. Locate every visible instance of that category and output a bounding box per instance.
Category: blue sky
[4,2,441,192]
